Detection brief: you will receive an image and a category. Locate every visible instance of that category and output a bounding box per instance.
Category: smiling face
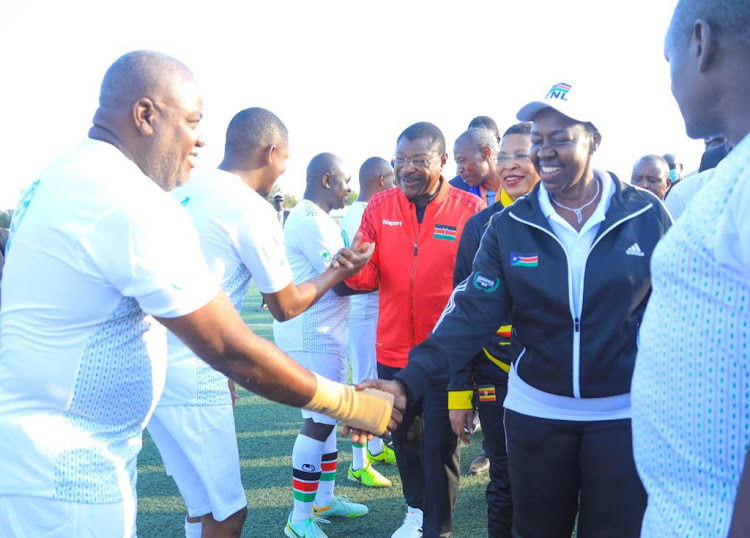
[497,133,539,200]
[143,74,205,191]
[395,137,446,200]
[326,167,351,210]
[529,108,599,195]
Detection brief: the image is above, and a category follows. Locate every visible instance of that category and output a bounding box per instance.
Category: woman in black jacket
[386,82,672,538]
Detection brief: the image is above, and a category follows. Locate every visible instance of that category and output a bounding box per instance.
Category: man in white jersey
[0,51,398,538]
[149,108,368,538]
[275,153,383,538]
[630,1,750,536]
[340,156,397,478]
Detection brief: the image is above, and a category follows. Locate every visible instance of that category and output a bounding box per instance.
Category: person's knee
[300,418,335,441]
[202,506,247,538]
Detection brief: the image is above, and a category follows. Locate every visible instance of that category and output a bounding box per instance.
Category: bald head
[224,108,288,158]
[668,0,750,47]
[98,50,192,107]
[455,128,499,154]
[304,153,351,213]
[90,50,204,191]
[631,154,671,200]
[357,157,394,202]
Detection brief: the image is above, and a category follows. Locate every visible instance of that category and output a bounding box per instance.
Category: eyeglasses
[496,153,530,164]
[392,154,442,169]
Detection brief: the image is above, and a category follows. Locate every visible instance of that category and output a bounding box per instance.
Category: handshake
[303,374,408,443]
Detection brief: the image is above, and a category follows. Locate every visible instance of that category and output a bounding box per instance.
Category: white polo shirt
[340,200,379,320]
[273,199,349,356]
[159,169,294,406]
[632,133,750,537]
[0,139,217,505]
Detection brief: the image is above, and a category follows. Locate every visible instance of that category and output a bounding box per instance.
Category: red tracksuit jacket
[346,178,484,369]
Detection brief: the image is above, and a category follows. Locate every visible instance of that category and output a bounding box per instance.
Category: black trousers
[379,364,460,538]
[477,381,512,538]
[504,410,646,538]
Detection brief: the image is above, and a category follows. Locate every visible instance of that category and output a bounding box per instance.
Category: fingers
[341,425,375,444]
[449,409,472,445]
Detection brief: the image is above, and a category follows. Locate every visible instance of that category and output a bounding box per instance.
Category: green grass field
[136,284,489,537]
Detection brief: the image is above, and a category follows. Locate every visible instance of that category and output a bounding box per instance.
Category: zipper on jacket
[511,202,654,398]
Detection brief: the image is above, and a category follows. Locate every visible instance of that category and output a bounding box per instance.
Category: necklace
[550,179,600,224]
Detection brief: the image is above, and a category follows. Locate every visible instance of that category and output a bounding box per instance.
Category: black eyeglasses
[392,154,441,169]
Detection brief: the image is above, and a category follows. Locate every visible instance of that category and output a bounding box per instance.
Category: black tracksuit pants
[379,363,460,538]
[504,410,646,538]
[476,380,512,537]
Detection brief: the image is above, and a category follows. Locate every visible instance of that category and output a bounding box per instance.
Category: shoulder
[365,188,402,213]
[448,186,485,212]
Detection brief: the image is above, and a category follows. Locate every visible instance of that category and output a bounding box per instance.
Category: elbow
[268,303,297,322]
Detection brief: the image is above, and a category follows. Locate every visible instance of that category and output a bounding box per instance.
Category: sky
[0,0,704,210]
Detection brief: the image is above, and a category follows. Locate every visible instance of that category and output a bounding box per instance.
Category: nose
[195,129,206,148]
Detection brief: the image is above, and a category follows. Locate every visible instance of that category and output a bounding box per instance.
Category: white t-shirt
[273,199,350,355]
[340,201,378,320]
[0,139,217,505]
[632,133,750,537]
[159,169,294,406]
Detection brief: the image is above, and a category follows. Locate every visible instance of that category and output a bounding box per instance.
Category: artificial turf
[136,284,490,537]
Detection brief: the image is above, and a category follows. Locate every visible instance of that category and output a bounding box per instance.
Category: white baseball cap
[516,82,595,127]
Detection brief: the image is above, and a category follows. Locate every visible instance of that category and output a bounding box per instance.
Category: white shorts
[289,350,347,425]
[0,495,132,537]
[348,315,378,384]
[146,404,247,521]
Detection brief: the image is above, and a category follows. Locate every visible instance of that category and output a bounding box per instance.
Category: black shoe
[469,450,490,475]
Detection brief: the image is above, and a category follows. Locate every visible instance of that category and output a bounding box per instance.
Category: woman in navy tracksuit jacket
[394,86,671,537]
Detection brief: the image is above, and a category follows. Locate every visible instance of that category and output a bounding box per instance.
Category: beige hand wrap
[303,373,394,436]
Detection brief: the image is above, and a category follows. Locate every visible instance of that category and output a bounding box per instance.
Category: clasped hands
[342,379,407,445]
[329,231,375,277]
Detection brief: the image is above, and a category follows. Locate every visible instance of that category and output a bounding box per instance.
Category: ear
[265,145,277,166]
[693,19,715,72]
[378,173,386,187]
[440,152,448,170]
[481,146,492,161]
[589,131,602,154]
[322,173,331,189]
[133,98,158,136]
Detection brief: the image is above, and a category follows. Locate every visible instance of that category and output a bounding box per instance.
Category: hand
[228,379,238,409]
[356,378,407,418]
[449,408,474,445]
[330,231,375,276]
[340,426,375,445]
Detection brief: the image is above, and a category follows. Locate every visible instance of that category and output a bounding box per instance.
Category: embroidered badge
[478,385,497,402]
[473,272,500,292]
[510,252,539,267]
[433,223,457,241]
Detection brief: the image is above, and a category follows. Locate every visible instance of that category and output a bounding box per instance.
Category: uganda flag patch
[510,252,539,267]
[434,224,457,241]
[478,385,497,402]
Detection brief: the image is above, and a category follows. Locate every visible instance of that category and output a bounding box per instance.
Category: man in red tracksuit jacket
[346,122,484,538]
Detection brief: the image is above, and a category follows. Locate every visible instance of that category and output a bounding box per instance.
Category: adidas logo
[626,243,645,257]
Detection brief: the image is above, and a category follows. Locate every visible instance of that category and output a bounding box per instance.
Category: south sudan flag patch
[478,385,496,402]
[510,252,539,267]
[434,224,457,241]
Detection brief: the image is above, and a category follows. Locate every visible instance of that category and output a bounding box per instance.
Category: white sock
[292,433,325,523]
[184,518,202,538]
[315,429,338,507]
[367,436,384,456]
[352,438,367,470]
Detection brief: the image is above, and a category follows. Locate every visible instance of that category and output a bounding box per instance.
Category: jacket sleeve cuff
[448,390,474,410]
[393,360,434,406]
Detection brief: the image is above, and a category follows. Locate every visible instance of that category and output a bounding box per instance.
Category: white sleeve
[83,196,218,318]
[298,216,344,274]
[340,205,363,249]
[235,212,294,294]
[664,187,686,220]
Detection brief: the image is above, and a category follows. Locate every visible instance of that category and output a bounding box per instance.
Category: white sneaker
[391,506,423,538]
